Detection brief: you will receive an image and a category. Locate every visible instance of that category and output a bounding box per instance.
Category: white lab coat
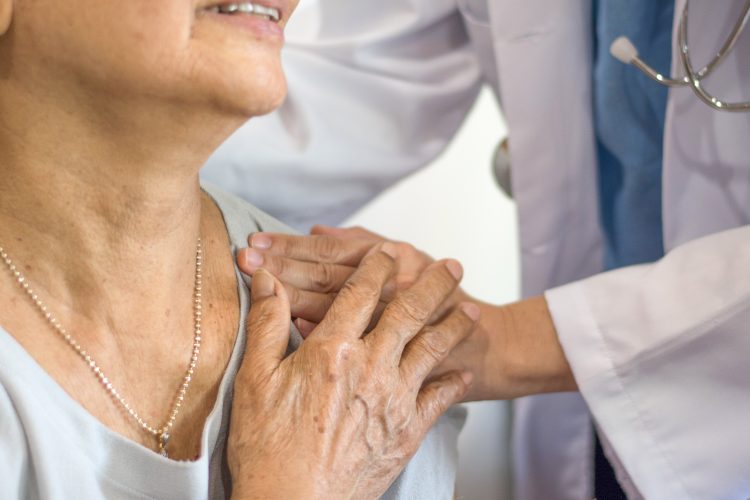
[203,0,750,498]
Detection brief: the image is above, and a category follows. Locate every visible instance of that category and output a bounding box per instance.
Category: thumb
[245,268,292,374]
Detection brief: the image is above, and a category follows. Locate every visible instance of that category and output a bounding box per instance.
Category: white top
[0,185,466,500]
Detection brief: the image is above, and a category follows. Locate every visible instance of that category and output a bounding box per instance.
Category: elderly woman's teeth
[211,3,281,22]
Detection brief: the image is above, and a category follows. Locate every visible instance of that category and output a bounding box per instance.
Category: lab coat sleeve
[202,0,484,230]
[545,225,750,499]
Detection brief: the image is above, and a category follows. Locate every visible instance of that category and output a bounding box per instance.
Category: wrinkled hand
[239,226,458,330]
[228,243,479,499]
[237,226,494,402]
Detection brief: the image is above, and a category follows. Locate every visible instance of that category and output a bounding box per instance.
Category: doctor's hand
[238,226,497,402]
[241,225,449,327]
[229,244,477,499]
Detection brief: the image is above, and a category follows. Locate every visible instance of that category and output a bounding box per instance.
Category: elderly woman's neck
[0,162,207,313]
[0,88,235,318]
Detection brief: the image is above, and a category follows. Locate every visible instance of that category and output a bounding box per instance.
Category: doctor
[205,0,750,498]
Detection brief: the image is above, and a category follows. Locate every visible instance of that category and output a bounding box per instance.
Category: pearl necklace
[0,239,203,458]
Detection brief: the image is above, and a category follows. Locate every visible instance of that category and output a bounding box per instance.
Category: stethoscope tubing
[619,0,750,112]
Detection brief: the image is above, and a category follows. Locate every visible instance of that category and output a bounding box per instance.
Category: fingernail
[461,371,474,386]
[252,269,275,299]
[245,248,265,269]
[238,248,263,272]
[445,260,463,281]
[250,233,272,250]
[460,303,481,322]
[381,242,398,259]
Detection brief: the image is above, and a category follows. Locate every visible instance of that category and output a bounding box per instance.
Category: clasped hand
[228,242,479,499]
[238,225,497,403]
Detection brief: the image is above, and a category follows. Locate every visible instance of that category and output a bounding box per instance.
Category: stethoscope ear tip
[609,3,750,111]
[610,36,639,64]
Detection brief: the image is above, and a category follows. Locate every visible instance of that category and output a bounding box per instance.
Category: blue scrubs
[594,0,674,270]
[592,0,675,495]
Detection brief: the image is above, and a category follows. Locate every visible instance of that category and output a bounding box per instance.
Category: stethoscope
[610,0,750,112]
[494,0,750,198]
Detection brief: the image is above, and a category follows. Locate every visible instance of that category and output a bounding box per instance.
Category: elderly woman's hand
[238,226,499,402]
[228,243,478,499]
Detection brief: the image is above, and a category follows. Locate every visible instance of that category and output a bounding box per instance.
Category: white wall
[345,89,517,499]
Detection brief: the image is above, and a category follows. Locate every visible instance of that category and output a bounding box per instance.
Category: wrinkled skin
[241,225,462,328]
[229,243,479,499]
[237,226,578,404]
[238,225,499,402]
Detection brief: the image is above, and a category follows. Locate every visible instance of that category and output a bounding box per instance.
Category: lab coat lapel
[488,0,603,297]
[487,2,601,499]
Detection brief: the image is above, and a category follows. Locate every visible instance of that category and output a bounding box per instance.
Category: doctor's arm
[238,224,750,498]
[201,0,484,228]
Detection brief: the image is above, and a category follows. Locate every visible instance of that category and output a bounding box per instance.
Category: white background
[345,89,516,500]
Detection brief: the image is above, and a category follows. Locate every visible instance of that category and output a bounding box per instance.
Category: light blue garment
[593,0,675,270]
[0,185,465,500]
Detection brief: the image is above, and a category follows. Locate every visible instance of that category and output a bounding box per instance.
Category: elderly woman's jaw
[0,0,299,150]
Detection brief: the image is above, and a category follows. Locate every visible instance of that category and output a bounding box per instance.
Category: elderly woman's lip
[203,2,283,23]
[201,4,286,42]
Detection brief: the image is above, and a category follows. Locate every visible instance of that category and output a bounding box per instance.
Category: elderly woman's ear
[0,0,11,36]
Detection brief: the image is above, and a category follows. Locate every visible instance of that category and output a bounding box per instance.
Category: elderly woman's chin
[206,60,289,119]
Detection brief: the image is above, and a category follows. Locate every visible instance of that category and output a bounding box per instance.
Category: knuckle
[315,237,340,262]
[395,274,417,291]
[340,275,381,304]
[317,339,358,369]
[420,393,446,421]
[311,263,337,292]
[431,392,449,414]
[394,242,417,259]
[387,294,431,325]
[381,393,413,426]
[272,237,290,255]
[271,254,287,276]
[371,251,396,272]
[412,331,450,362]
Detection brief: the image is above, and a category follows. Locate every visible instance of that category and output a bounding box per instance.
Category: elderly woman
[0,1,480,498]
